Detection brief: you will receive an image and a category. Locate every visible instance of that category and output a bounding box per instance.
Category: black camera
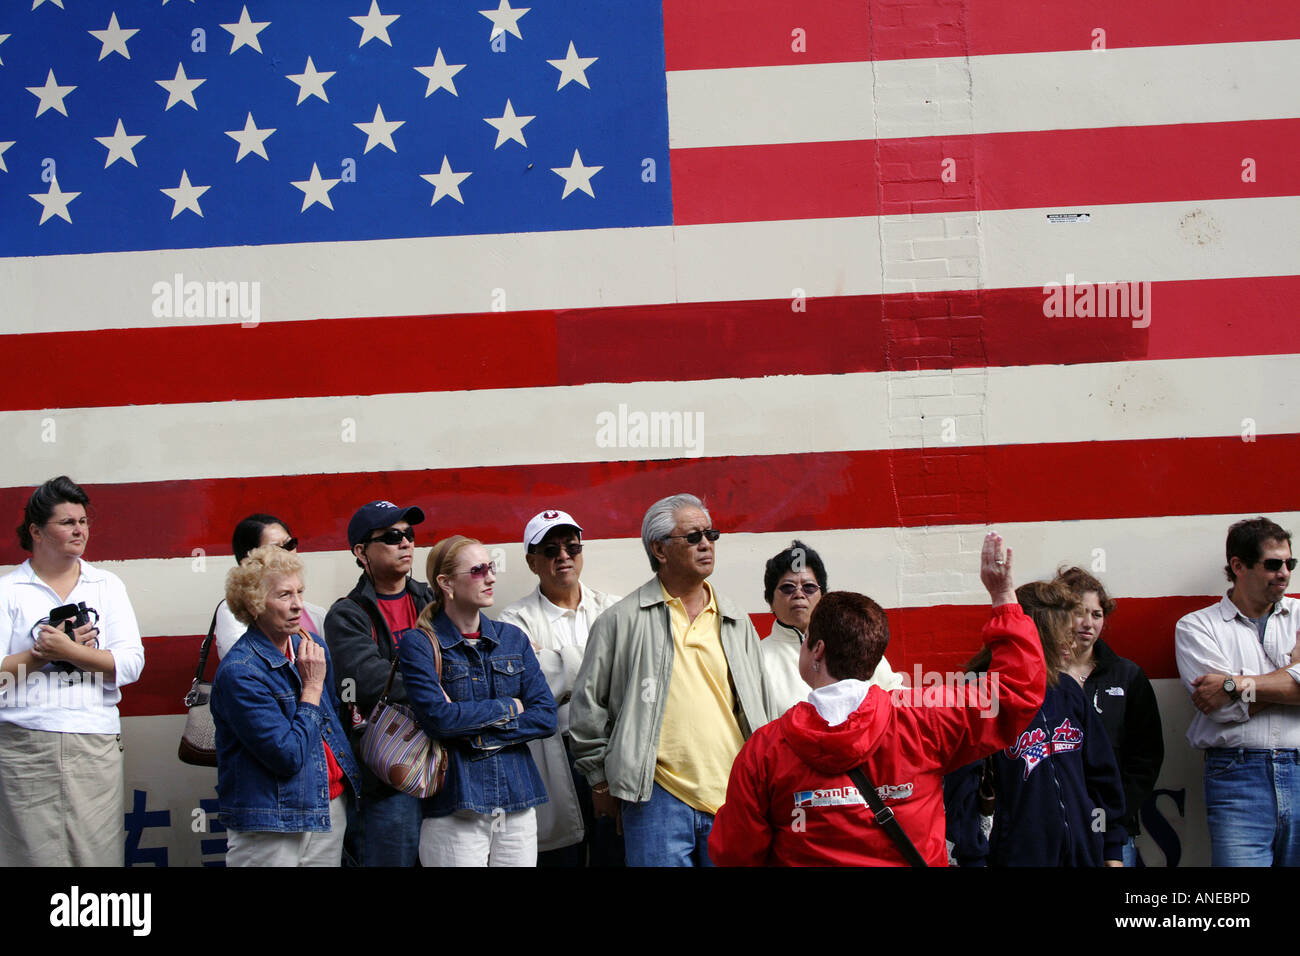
[44,602,100,674]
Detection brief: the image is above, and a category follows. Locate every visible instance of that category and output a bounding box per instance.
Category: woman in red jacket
[709,533,1046,866]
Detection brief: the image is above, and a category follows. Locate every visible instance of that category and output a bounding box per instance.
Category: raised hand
[980,532,1016,606]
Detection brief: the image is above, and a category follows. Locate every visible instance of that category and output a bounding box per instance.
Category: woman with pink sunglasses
[396,535,557,865]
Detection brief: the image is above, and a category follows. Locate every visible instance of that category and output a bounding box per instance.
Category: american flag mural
[1,0,1298,865]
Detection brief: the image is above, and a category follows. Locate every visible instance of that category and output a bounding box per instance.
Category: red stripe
[4,275,1299,412]
[663,0,1300,71]
[121,594,1232,716]
[2,434,1295,564]
[672,120,1300,224]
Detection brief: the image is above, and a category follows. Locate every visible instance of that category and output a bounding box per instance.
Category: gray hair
[641,493,710,572]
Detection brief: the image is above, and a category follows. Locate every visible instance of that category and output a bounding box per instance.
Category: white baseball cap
[523,510,583,550]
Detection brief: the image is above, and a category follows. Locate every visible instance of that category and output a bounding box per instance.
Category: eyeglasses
[665,529,721,544]
[453,561,498,579]
[279,538,299,552]
[366,528,415,546]
[538,542,583,559]
[1261,558,1298,572]
[777,582,822,597]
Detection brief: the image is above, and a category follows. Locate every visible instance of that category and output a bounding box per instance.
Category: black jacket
[324,573,436,796]
[1082,638,1164,835]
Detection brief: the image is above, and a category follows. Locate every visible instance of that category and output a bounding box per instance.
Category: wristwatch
[1223,677,1242,703]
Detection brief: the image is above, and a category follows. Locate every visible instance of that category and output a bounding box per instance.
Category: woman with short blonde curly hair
[211,544,360,866]
[225,546,304,626]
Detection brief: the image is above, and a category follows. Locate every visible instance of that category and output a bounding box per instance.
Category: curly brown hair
[1053,566,1116,616]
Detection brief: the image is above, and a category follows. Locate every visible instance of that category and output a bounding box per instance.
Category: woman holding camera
[0,476,146,866]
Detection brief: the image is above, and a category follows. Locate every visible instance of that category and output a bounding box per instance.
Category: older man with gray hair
[570,493,771,866]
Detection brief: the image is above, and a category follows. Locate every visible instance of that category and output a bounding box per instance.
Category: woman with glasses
[0,476,145,866]
[760,540,904,716]
[398,535,557,865]
[213,514,324,659]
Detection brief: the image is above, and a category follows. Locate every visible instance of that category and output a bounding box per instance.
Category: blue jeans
[1204,748,1300,866]
[1120,837,1138,868]
[357,790,422,867]
[621,783,714,867]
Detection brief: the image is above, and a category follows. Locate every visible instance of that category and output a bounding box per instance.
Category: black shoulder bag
[846,763,929,867]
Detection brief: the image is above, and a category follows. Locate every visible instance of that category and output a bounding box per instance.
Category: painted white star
[353,104,403,154]
[31,0,65,9]
[160,169,209,219]
[0,34,8,67]
[220,6,270,54]
[551,149,601,199]
[157,62,205,110]
[548,42,597,90]
[420,156,471,206]
[0,141,14,173]
[483,99,533,149]
[162,0,195,4]
[291,162,340,212]
[350,1,398,47]
[27,69,76,118]
[414,48,465,97]
[30,175,79,225]
[94,118,145,167]
[88,12,139,61]
[225,112,275,161]
[479,0,528,41]
[286,56,334,104]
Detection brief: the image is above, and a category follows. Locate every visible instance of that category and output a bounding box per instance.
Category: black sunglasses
[666,529,721,545]
[538,542,583,559]
[777,582,821,596]
[279,537,298,552]
[1261,557,1298,572]
[366,527,415,546]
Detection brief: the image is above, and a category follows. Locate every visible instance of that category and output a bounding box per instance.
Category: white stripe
[15,513,1295,640]
[2,354,1295,485]
[667,40,1300,148]
[4,196,1297,336]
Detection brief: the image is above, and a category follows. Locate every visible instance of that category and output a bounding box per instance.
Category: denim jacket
[212,627,361,832]
[396,611,556,817]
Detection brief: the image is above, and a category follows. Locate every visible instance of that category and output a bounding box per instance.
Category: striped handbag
[358,627,448,798]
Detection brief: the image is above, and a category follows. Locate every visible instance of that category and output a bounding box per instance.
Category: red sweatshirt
[709,604,1045,866]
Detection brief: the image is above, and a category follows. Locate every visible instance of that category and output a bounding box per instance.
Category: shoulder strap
[846,764,929,868]
[184,605,222,706]
[377,624,444,704]
[194,605,221,681]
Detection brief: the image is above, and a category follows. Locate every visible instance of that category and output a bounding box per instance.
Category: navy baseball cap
[347,500,426,549]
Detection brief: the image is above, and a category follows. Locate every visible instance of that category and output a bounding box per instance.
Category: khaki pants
[0,724,124,867]
[225,796,347,867]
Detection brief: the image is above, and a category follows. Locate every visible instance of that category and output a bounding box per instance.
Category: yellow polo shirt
[653,581,745,814]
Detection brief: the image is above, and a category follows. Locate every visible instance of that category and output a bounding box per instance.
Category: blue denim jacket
[396,612,557,816]
[212,627,361,832]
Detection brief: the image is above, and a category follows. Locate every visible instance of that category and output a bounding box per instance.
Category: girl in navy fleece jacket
[946,580,1127,866]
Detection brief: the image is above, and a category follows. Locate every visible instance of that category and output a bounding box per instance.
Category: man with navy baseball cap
[499,509,623,865]
[325,500,434,866]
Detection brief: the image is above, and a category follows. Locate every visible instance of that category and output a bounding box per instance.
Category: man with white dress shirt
[1175,516,1300,865]
[498,510,622,865]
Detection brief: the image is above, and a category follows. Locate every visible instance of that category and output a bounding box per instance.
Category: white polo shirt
[0,560,145,733]
[1175,594,1300,750]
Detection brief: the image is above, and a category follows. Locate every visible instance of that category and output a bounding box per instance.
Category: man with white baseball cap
[498,509,623,865]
